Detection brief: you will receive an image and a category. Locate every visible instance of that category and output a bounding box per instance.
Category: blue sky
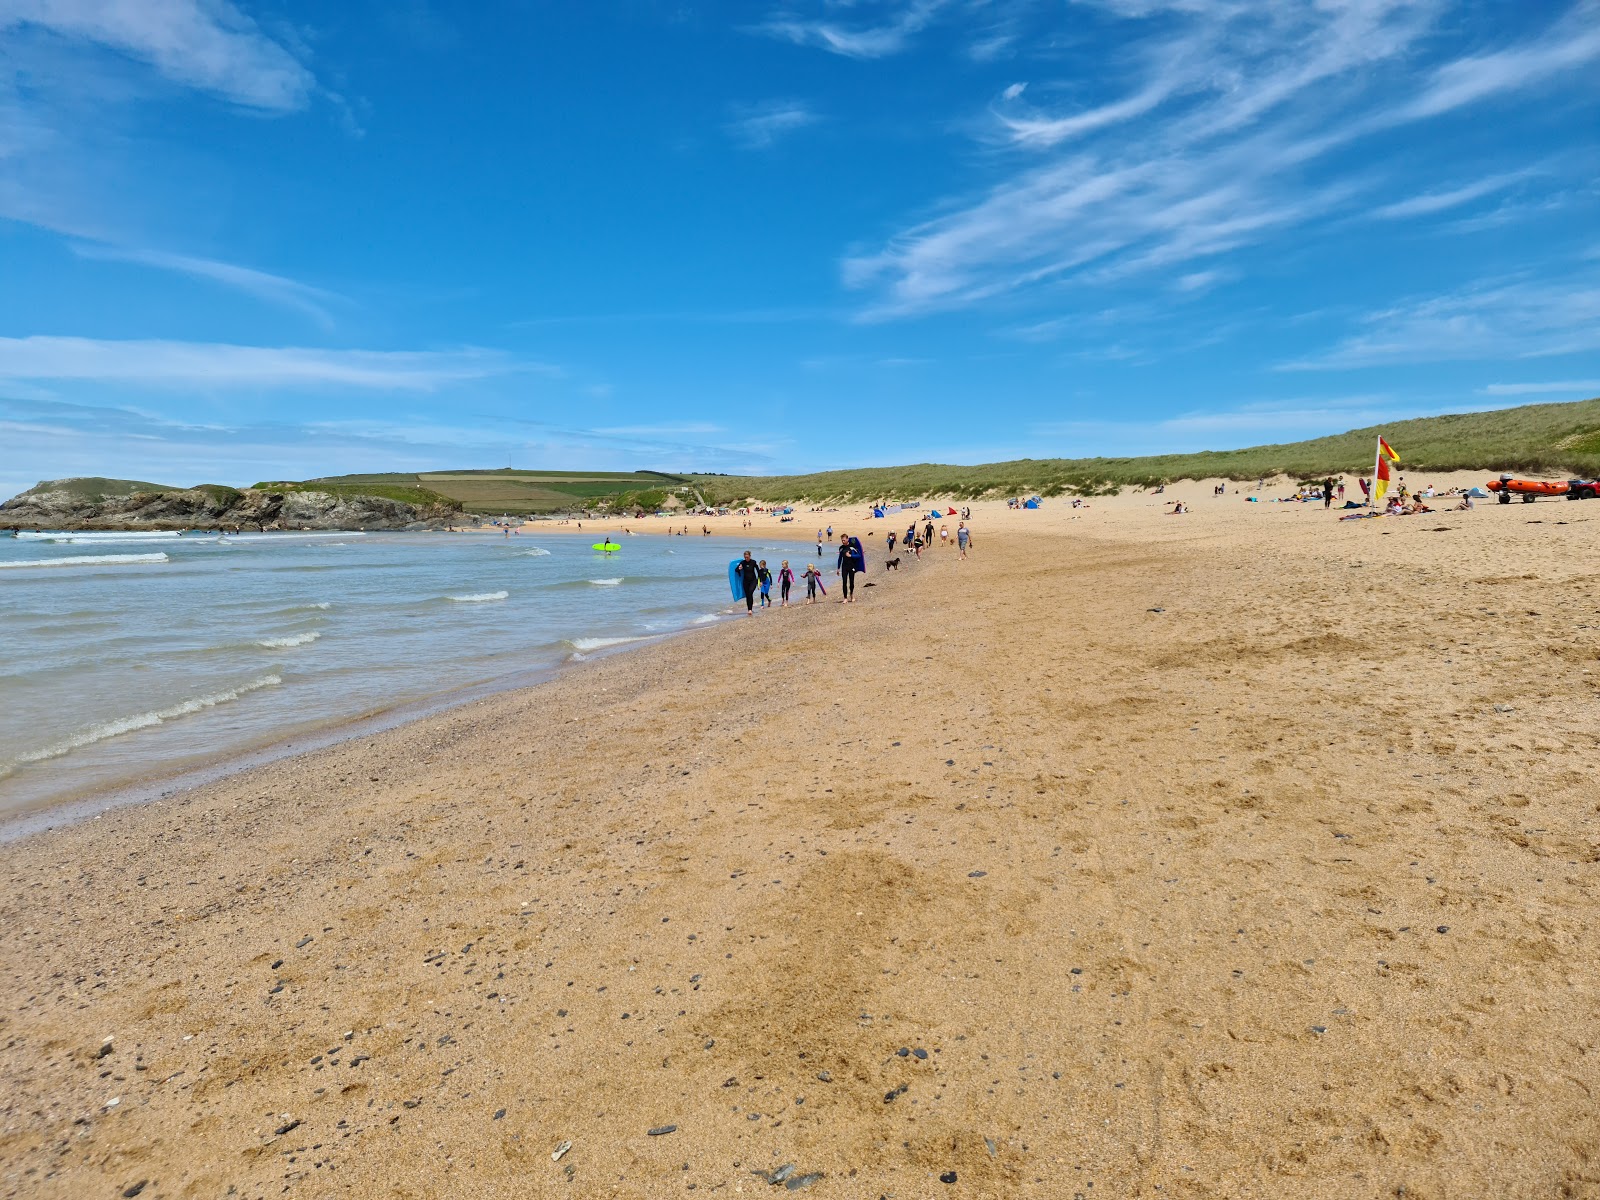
[2,0,1598,498]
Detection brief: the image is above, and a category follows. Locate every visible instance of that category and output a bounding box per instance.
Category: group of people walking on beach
[734,518,972,616]
[732,551,833,613]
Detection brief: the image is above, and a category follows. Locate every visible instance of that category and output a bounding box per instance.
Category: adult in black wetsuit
[835,534,864,603]
[734,551,761,615]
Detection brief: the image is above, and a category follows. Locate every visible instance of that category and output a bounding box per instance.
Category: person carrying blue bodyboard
[733,551,761,616]
[835,533,865,604]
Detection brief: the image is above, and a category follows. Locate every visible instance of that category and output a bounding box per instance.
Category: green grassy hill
[689,397,1600,504]
[30,476,181,502]
[273,469,694,514]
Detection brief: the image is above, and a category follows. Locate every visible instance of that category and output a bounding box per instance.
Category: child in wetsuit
[758,560,773,607]
[803,564,822,603]
[778,560,795,606]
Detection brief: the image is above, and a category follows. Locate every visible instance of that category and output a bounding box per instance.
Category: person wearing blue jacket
[835,533,865,603]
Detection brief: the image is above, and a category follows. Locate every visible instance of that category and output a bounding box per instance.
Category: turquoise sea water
[0,529,760,823]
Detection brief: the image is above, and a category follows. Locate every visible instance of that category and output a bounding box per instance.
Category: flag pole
[1371,435,1382,507]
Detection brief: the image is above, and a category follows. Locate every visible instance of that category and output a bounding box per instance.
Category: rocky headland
[0,478,459,531]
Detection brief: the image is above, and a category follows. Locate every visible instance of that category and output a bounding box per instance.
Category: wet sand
[2,487,1598,1199]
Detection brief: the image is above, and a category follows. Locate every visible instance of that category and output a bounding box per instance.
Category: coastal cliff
[0,478,458,531]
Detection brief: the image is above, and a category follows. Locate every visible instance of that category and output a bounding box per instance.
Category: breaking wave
[0,553,169,569]
[444,590,509,603]
[0,675,284,778]
[567,636,648,652]
[256,631,322,648]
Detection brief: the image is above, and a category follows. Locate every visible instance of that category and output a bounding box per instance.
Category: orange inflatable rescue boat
[1486,475,1600,503]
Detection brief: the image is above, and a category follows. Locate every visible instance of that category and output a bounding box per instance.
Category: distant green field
[689,397,1600,504]
[291,470,691,513]
[253,480,459,508]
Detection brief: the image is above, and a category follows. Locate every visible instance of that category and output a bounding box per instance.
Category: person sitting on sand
[1457,493,1475,510]
[1168,501,1187,515]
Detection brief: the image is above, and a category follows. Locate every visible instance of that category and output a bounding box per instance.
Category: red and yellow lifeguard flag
[1374,455,1394,504]
[1373,436,1401,504]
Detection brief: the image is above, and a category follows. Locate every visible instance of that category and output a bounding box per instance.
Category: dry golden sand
[3,485,1600,1199]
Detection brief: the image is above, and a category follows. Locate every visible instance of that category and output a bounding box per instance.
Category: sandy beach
[3,483,1598,1199]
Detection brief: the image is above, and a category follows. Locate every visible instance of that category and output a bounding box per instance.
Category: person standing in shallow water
[734,551,761,616]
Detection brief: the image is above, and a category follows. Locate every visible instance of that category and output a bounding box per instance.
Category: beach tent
[872,507,886,518]
[1023,498,1040,509]
[1467,486,1490,498]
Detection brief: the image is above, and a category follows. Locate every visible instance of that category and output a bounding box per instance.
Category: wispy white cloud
[842,2,1600,317]
[1370,172,1530,221]
[1028,395,1398,454]
[0,0,316,111]
[1025,391,1575,456]
[0,397,782,503]
[1394,2,1600,122]
[593,422,726,436]
[727,100,819,149]
[1482,380,1600,396]
[1173,268,1232,293]
[755,0,949,59]
[0,337,551,389]
[68,243,343,326]
[1282,276,1600,370]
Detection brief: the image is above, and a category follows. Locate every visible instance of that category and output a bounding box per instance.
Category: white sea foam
[588,577,623,586]
[256,630,322,648]
[691,614,721,624]
[25,535,186,546]
[0,552,169,569]
[518,547,551,557]
[1,674,283,776]
[291,602,332,610]
[568,636,647,652]
[17,530,179,541]
[445,590,509,603]
[221,532,366,542]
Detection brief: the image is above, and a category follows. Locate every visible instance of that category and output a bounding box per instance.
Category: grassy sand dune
[2,496,1596,1197]
[691,396,1600,503]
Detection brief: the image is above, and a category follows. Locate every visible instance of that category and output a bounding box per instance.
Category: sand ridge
[2,491,1598,1198]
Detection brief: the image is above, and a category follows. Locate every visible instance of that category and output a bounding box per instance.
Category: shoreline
[0,629,676,844]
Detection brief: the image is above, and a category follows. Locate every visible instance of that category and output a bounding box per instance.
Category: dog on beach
[884,557,901,571]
